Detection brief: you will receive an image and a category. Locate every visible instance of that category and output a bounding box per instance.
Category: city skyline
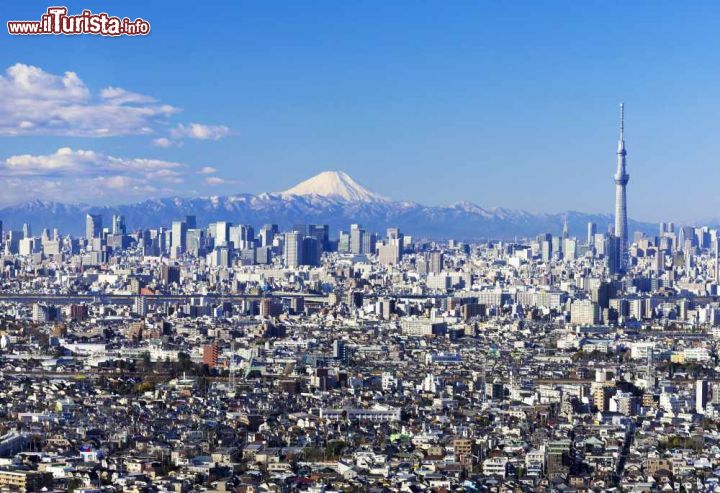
[2,1,720,222]
[5,4,720,492]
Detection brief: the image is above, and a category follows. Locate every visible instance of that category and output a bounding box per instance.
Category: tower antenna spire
[613,102,629,272]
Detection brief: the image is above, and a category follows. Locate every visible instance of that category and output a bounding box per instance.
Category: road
[0,292,329,305]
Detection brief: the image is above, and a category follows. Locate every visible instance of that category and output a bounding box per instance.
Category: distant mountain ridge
[0,171,656,239]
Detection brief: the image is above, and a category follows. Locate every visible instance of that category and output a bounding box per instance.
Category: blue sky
[0,1,719,222]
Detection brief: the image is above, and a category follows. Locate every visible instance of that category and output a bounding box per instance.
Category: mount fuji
[280,170,388,203]
[0,171,655,239]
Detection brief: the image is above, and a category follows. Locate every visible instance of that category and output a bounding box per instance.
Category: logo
[8,7,151,36]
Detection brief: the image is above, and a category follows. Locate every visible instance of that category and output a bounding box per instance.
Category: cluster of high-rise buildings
[3,105,720,491]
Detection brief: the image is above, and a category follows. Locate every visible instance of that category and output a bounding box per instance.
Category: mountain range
[0,171,656,239]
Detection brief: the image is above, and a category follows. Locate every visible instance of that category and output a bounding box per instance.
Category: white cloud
[0,147,188,204]
[0,63,177,136]
[100,86,156,104]
[3,147,184,179]
[204,176,239,186]
[0,63,233,144]
[171,123,230,141]
[199,166,217,174]
[152,137,178,148]
[204,176,226,185]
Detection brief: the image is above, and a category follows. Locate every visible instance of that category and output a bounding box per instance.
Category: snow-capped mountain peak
[279,170,388,202]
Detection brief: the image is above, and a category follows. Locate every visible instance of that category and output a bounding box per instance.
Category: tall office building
[570,299,600,325]
[301,236,321,266]
[85,213,102,239]
[229,224,255,250]
[387,227,402,242]
[133,296,148,317]
[654,250,665,275]
[259,224,278,247]
[361,232,376,256]
[111,215,126,235]
[208,245,232,267]
[563,238,577,260]
[587,222,597,247]
[605,235,622,275]
[308,224,330,251]
[350,224,364,254]
[186,228,206,257]
[5,230,21,254]
[338,231,350,253]
[256,245,272,264]
[378,228,403,266]
[541,240,552,262]
[283,232,320,267]
[428,251,444,274]
[171,220,188,257]
[613,103,629,263]
[212,221,231,246]
[283,232,302,267]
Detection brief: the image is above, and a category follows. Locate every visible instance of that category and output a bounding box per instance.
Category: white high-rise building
[171,220,187,258]
[587,222,597,246]
[134,296,148,317]
[86,213,102,240]
[570,299,599,325]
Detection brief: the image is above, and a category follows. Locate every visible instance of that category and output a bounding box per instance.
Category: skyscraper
[283,231,302,267]
[587,222,597,247]
[308,224,329,251]
[350,224,364,254]
[171,220,187,258]
[613,103,629,261]
[111,214,126,235]
[605,235,621,275]
[259,224,278,247]
[428,251,444,274]
[229,224,254,250]
[212,221,231,246]
[85,213,102,239]
[301,236,321,266]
